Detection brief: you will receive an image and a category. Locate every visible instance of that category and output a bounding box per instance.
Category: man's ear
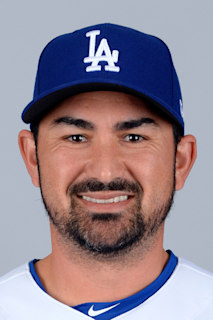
[175,134,197,190]
[18,130,40,187]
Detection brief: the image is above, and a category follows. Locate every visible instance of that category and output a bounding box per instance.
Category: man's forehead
[40,91,171,130]
[46,91,156,118]
[59,91,149,106]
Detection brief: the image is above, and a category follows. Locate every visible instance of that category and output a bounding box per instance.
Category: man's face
[36,91,175,257]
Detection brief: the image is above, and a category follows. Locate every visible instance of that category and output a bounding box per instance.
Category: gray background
[0,0,213,276]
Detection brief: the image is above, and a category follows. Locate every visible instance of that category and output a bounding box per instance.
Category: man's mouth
[76,191,134,208]
[81,195,129,204]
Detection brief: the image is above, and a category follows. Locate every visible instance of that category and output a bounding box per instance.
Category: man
[0,23,212,319]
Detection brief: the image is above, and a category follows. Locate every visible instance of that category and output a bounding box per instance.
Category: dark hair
[30,120,183,151]
[172,123,183,152]
[30,122,39,147]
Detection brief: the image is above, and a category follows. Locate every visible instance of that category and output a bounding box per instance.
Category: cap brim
[22,80,184,132]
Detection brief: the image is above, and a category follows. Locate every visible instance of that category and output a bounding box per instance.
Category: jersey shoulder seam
[0,264,29,286]
[179,257,213,280]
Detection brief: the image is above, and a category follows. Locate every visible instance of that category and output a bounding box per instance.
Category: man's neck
[35,227,168,306]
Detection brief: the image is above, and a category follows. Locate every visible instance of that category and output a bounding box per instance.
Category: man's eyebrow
[114,118,157,131]
[53,117,95,130]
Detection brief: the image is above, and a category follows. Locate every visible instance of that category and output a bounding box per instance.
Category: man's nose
[84,141,127,182]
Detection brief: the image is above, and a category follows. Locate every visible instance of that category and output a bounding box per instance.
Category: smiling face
[28,91,176,257]
[19,90,197,259]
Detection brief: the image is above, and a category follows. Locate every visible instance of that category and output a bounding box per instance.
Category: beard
[39,176,175,258]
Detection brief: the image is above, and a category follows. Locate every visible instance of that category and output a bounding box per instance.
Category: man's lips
[81,195,128,204]
[76,192,134,205]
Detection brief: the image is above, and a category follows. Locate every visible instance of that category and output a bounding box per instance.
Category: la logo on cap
[83,30,120,72]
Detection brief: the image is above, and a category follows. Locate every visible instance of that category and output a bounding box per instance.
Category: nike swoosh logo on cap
[88,303,120,317]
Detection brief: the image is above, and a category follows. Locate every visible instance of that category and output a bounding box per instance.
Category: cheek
[128,149,175,198]
[38,148,86,202]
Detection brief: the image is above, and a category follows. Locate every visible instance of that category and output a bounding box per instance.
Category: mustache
[69,178,142,195]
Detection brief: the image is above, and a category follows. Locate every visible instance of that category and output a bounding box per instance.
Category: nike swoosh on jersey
[88,303,120,317]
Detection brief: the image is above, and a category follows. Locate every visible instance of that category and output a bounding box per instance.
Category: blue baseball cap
[22,23,184,132]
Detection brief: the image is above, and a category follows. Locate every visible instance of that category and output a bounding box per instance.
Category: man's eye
[67,135,87,143]
[123,134,144,142]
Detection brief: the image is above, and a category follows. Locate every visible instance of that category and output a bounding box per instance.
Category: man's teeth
[82,195,128,204]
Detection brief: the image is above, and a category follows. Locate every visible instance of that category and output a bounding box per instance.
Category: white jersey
[0,258,213,319]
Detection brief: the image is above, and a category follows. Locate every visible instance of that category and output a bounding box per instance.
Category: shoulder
[168,257,213,304]
[0,263,35,308]
[0,263,30,291]
[0,263,31,319]
[177,257,213,287]
[157,257,213,319]
[126,258,213,320]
